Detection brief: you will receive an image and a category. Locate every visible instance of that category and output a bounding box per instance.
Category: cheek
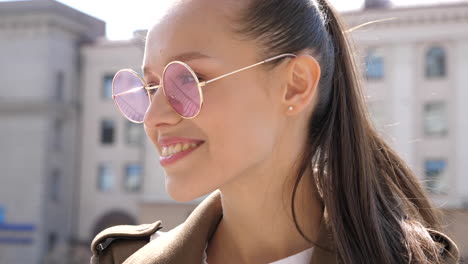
[164,80,278,201]
[203,81,277,173]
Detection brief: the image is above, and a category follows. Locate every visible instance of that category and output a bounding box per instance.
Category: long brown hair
[232,0,450,263]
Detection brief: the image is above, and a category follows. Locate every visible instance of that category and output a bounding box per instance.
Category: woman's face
[143,0,289,201]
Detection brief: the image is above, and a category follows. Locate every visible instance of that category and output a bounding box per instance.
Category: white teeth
[161,142,200,157]
[168,145,175,155]
[174,143,182,153]
[182,143,190,151]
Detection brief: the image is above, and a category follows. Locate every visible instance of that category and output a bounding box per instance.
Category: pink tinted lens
[163,63,201,118]
[112,70,149,122]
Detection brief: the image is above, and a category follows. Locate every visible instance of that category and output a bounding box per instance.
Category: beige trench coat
[90,190,460,264]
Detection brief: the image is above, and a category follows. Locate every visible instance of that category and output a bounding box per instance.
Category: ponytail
[234,0,452,262]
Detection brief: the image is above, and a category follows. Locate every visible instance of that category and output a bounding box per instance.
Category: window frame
[423,101,448,137]
[126,120,143,146]
[97,163,114,192]
[123,163,143,192]
[424,158,448,195]
[102,74,115,100]
[425,46,447,79]
[365,48,385,81]
[100,119,116,145]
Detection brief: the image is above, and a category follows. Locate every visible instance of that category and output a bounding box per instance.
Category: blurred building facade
[0,0,104,263]
[0,0,467,263]
[345,2,468,258]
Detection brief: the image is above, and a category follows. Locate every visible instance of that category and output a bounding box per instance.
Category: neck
[207,156,324,263]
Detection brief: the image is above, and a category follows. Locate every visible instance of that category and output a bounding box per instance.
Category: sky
[3,0,467,40]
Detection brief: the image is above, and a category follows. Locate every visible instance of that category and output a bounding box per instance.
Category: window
[425,46,446,78]
[101,119,115,144]
[55,72,64,101]
[48,232,57,252]
[365,49,384,80]
[97,163,113,191]
[50,169,60,202]
[424,102,448,137]
[126,121,142,146]
[424,159,448,194]
[124,164,142,192]
[53,119,63,151]
[102,74,114,99]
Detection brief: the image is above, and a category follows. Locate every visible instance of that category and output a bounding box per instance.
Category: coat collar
[122,189,460,264]
[123,190,337,264]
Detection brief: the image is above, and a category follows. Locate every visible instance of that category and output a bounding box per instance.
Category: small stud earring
[288,106,294,111]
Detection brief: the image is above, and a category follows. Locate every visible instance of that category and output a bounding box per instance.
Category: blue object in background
[0,206,4,224]
[0,206,35,245]
[0,223,35,232]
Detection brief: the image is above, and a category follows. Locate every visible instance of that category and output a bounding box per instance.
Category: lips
[158,136,205,148]
[158,142,204,167]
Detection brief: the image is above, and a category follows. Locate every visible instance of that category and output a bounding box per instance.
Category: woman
[91,0,460,263]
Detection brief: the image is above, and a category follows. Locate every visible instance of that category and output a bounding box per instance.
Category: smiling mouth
[160,142,202,157]
[159,142,204,167]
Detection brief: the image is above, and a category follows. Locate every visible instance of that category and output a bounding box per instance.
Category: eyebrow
[142,51,211,77]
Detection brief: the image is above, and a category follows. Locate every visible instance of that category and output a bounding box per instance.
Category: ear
[282,54,321,115]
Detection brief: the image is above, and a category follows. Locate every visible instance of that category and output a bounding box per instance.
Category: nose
[143,87,181,128]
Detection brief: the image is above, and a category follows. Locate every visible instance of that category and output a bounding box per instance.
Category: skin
[142,0,323,263]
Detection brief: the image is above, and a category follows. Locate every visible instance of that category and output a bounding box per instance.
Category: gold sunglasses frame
[113,53,297,123]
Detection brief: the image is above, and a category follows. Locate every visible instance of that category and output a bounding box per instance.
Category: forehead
[143,0,243,71]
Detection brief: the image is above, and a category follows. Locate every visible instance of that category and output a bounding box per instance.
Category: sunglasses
[112,53,297,123]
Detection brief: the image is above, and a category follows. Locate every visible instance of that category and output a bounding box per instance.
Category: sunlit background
[1,0,468,263]
[21,0,468,40]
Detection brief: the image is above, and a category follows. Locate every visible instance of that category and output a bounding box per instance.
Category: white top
[150,226,314,264]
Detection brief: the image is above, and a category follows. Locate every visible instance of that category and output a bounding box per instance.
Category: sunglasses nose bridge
[144,83,181,127]
[146,85,159,103]
[146,84,163,109]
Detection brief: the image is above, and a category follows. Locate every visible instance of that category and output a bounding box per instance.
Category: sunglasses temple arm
[202,53,296,86]
[146,85,160,91]
[113,85,161,97]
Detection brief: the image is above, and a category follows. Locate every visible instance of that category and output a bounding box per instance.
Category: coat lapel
[123,190,223,264]
[124,189,337,264]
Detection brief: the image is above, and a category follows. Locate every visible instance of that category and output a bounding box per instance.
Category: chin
[165,177,219,202]
[167,189,199,202]
[165,180,202,202]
